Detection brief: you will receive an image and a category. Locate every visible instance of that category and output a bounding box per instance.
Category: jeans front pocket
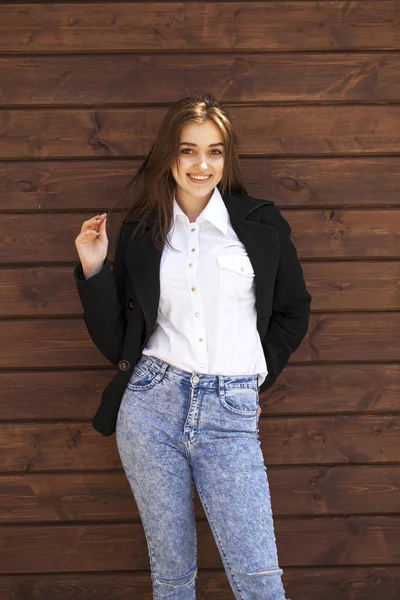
[220,385,259,417]
[126,363,160,391]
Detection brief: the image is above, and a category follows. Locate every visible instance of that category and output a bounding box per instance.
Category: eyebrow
[180,142,225,147]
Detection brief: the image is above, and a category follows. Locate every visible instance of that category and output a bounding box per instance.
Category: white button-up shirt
[142,186,268,386]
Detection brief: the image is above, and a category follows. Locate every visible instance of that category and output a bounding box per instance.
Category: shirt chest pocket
[216,253,255,300]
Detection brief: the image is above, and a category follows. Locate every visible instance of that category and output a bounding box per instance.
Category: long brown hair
[108,93,248,251]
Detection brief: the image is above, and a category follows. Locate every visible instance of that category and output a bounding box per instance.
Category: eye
[180,149,223,155]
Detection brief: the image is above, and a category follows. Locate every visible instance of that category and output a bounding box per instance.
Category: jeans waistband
[138,354,259,390]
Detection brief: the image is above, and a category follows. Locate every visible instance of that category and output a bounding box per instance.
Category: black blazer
[74,190,312,436]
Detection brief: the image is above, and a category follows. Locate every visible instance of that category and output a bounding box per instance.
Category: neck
[175,188,213,222]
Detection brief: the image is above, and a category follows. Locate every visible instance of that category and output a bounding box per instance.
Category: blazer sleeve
[73,223,128,365]
[261,206,311,387]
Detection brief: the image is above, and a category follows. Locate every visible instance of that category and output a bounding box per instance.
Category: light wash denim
[116,354,291,600]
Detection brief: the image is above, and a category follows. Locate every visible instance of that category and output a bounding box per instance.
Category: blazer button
[118,359,131,371]
[128,300,134,310]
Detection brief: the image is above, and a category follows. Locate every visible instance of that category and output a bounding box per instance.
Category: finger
[81,219,103,233]
[97,218,107,236]
[82,214,106,227]
[82,216,100,225]
[81,228,100,236]
[81,221,97,232]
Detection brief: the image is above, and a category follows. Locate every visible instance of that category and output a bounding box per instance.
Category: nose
[195,159,209,170]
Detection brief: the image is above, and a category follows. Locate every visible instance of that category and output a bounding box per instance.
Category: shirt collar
[172,186,228,236]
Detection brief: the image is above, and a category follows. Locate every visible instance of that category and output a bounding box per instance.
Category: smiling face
[171,120,225,206]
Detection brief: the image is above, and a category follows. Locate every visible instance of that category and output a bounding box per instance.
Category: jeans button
[192,374,200,384]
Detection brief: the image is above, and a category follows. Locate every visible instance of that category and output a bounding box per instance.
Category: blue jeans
[116,354,290,600]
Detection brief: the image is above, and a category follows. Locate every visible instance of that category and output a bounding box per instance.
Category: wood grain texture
[1,466,399,523]
[262,364,400,414]
[1,2,398,53]
[1,568,400,600]
[1,261,399,316]
[1,158,400,211]
[1,210,400,263]
[1,0,399,595]
[0,313,399,368]
[0,106,399,158]
[1,416,399,472]
[0,364,399,421]
[1,517,400,573]
[0,53,399,105]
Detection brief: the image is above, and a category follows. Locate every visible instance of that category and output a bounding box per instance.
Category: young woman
[74,94,311,599]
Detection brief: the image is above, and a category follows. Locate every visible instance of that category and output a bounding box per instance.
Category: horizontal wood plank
[302,261,400,311]
[0,370,113,421]
[1,313,399,368]
[1,261,399,316]
[1,365,399,421]
[1,517,400,573]
[1,567,399,600]
[1,53,399,105]
[1,466,399,523]
[262,364,400,414]
[0,106,399,160]
[294,312,400,363]
[1,2,398,53]
[0,319,111,369]
[1,416,400,472]
[1,210,400,263]
[1,158,400,211]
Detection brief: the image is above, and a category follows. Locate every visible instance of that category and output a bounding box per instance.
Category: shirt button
[195,312,200,317]
[240,266,244,272]
[191,287,196,292]
[191,228,195,232]
[188,263,193,267]
[199,364,204,368]
[191,248,196,252]
[199,338,203,341]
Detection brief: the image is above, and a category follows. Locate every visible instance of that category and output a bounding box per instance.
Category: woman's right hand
[75,213,108,278]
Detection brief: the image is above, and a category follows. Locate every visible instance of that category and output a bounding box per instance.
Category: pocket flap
[217,254,254,275]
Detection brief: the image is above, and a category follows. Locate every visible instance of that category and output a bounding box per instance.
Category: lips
[187,174,211,183]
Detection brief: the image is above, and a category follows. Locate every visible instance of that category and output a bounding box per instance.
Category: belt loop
[218,375,224,396]
[155,359,168,383]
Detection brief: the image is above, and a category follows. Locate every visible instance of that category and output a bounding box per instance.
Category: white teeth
[188,174,210,181]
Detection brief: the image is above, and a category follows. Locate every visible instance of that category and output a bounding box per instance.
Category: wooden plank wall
[0,1,399,598]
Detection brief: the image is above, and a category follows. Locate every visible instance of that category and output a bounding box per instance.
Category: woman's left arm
[73,222,128,365]
[261,205,312,388]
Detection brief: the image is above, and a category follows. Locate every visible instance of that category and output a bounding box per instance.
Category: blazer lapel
[232,218,280,319]
[123,228,162,338]
[222,191,280,329]
[123,189,280,340]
